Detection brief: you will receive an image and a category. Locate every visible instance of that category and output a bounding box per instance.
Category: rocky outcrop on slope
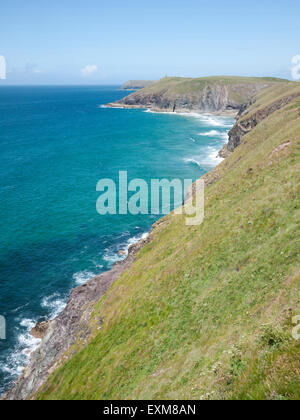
[219,92,300,157]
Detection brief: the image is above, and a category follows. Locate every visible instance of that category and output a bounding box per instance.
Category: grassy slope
[37,85,300,400]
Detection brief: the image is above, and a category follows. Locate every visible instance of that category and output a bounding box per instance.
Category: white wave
[198,131,229,144]
[199,130,219,136]
[201,146,224,166]
[184,146,224,169]
[18,319,41,350]
[0,319,41,380]
[188,113,233,129]
[144,109,234,127]
[199,129,228,137]
[192,114,234,128]
[126,232,149,249]
[103,251,123,265]
[41,294,66,320]
[0,295,67,387]
[103,232,149,266]
[144,109,172,115]
[72,270,97,286]
[199,116,225,127]
[99,104,124,109]
[183,158,202,168]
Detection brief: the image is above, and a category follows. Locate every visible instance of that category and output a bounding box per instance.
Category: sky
[0,0,300,85]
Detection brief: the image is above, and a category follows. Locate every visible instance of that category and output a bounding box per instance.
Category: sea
[0,85,234,394]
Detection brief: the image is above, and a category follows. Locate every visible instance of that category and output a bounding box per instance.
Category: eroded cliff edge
[219,90,300,158]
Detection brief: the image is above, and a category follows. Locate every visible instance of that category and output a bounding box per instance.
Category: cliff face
[219,89,300,157]
[109,76,288,114]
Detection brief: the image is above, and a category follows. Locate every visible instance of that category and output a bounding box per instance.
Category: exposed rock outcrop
[30,322,49,340]
[219,92,300,157]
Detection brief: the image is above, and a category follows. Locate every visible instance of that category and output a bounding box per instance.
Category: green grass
[129,75,288,94]
[36,86,300,400]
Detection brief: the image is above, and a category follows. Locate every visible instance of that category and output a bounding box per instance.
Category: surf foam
[41,294,67,320]
[103,232,149,267]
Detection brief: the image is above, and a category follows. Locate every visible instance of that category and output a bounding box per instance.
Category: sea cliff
[4,78,300,400]
[108,76,288,113]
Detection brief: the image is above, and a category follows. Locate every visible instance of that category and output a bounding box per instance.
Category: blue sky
[1,0,300,85]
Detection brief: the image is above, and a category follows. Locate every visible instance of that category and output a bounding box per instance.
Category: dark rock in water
[31,322,49,339]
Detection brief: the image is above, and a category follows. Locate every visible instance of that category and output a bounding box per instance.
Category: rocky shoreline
[107,101,239,117]
[3,231,154,400]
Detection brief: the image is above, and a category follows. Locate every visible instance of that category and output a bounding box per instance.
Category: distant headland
[120,80,155,90]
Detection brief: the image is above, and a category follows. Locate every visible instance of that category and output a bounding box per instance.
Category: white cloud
[81,64,98,77]
[0,55,6,80]
[291,55,300,80]
[24,63,41,74]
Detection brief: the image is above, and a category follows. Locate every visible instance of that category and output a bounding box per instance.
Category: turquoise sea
[0,86,234,393]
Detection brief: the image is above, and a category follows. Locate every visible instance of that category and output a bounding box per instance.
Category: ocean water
[0,85,234,394]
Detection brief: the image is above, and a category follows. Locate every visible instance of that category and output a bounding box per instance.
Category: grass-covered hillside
[36,83,300,400]
[132,75,286,94]
[110,76,288,113]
